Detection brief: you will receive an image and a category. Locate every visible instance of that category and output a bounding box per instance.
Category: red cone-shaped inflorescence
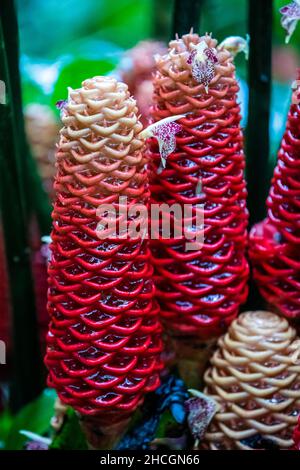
[249,75,300,320]
[148,33,249,339]
[45,76,162,420]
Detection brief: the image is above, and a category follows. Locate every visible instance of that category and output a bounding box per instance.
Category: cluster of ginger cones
[20,32,300,450]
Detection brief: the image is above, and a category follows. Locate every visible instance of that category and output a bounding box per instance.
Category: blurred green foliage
[0,408,13,450]
[17,0,157,112]
[16,0,300,156]
[17,0,154,57]
[4,389,56,450]
[50,408,88,450]
[51,57,117,108]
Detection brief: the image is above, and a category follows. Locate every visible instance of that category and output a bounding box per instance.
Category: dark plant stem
[172,0,203,38]
[1,2,51,235]
[246,0,273,226]
[0,0,44,411]
[153,0,173,41]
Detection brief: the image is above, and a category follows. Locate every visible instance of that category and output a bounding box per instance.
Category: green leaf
[21,78,49,107]
[51,56,117,113]
[5,389,56,450]
[155,409,177,438]
[0,409,13,450]
[17,0,153,58]
[50,408,88,450]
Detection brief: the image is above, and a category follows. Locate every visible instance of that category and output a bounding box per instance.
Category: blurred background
[17,0,300,156]
[0,0,299,450]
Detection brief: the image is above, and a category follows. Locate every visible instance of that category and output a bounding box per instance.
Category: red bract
[148,33,249,339]
[249,74,300,320]
[45,77,162,420]
[293,417,300,450]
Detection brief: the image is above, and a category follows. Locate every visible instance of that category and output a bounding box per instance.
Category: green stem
[172,0,203,38]
[246,0,273,226]
[0,0,44,411]
[153,0,173,41]
[1,0,51,235]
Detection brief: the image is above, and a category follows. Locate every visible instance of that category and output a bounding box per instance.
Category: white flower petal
[280,2,300,43]
[139,114,185,139]
[19,430,52,445]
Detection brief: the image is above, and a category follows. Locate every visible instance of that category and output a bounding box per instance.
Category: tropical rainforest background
[18,0,300,154]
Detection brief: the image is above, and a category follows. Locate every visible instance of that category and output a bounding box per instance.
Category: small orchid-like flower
[219,35,250,59]
[187,41,218,92]
[140,114,184,168]
[280,1,300,43]
[55,99,67,110]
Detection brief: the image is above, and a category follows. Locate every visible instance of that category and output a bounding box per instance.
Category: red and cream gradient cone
[147,33,249,384]
[249,74,300,322]
[44,76,163,449]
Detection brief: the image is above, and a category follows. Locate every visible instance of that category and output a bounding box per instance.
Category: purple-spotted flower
[280,1,300,43]
[56,99,68,120]
[187,41,218,92]
[140,114,184,168]
[185,389,219,448]
[55,99,67,111]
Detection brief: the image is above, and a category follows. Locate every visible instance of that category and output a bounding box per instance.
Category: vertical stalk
[1,0,51,235]
[246,0,273,226]
[0,0,44,410]
[172,0,203,38]
[153,0,173,41]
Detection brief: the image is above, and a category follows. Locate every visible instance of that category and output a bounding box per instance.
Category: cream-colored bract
[139,114,185,140]
[140,114,185,166]
[219,35,249,59]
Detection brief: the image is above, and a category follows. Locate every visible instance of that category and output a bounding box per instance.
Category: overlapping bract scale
[45,77,162,418]
[203,311,300,449]
[148,33,249,338]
